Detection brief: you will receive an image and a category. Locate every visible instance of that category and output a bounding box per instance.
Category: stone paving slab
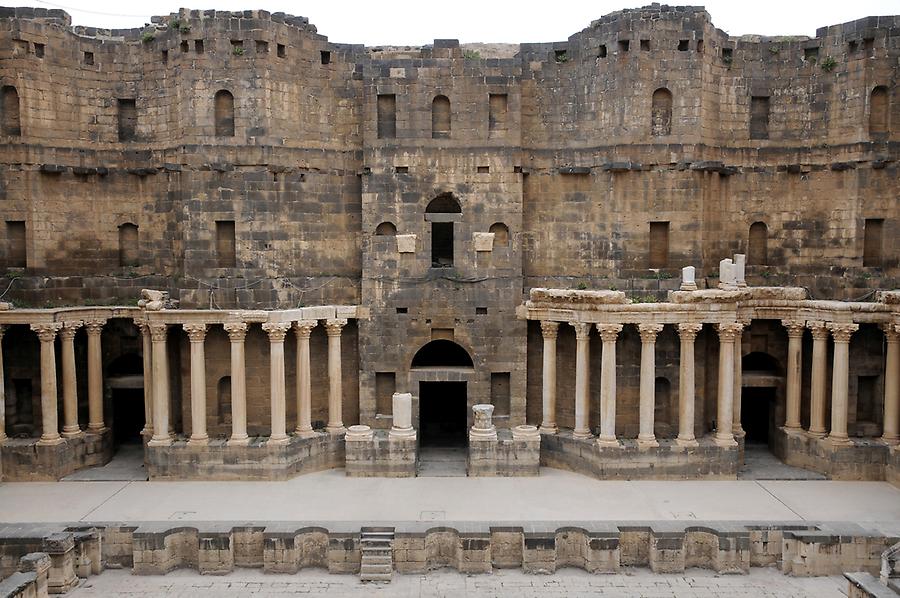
[67,566,849,597]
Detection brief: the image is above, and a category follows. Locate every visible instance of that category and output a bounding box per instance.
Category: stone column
[325,318,347,434]
[637,323,663,447]
[470,404,497,440]
[147,323,172,446]
[732,321,746,438]
[597,324,623,447]
[263,322,291,444]
[808,321,829,437]
[83,319,106,432]
[293,320,317,437]
[139,322,153,435]
[676,323,702,446]
[715,322,742,447]
[0,325,5,443]
[183,323,208,445]
[59,322,83,438]
[539,320,559,434]
[569,322,592,439]
[826,322,858,444]
[782,320,805,431]
[31,323,63,445]
[390,392,415,439]
[224,322,249,445]
[882,324,900,445]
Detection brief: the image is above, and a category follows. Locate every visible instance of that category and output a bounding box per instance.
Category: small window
[431,222,453,268]
[476,307,487,315]
[477,166,489,174]
[180,40,189,53]
[375,372,396,416]
[83,51,94,65]
[117,99,137,141]
[215,220,236,268]
[377,94,396,139]
[161,50,169,63]
[696,39,704,53]
[195,40,204,54]
[749,222,768,266]
[489,222,509,247]
[395,307,408,314]
[554,50,567,62]
[869,86,889,137]
[651,88,672,136]
[1,86,21,136]
[618,39,629,53]
[863,218,884,267]
[640,39,650,51]
[750,96,770,140]
[375,221,396,236]
[490,372,511,417]
[849,40,859,54]
[6,221,26,268]
[804,47,818,61]
[489,93,507,138]
[598,45,607,58]
[678,40,689,51]
[320,50,330,65]
[118,223,139,267]
[256,40,268,54]
[34,43,44,58]
[394,166,408,174]
[230,40,243,52]
[649,221,669,268]
[432,95,450,139]
[214,90,235,137]
[277,43,286,58]
[721,47,733,62]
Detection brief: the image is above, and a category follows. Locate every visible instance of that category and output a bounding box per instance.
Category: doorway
[418,381,467,476]
[741,386,775,445]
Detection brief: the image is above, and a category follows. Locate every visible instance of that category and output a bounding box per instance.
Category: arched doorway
[411,340,474,475]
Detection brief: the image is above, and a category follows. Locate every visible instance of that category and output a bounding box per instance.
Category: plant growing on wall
[232,46,244,56]
[141,30,156,43]
[820,56,837,72]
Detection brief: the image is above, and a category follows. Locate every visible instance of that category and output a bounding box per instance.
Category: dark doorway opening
[419,381,467,448]
[112,388,145,446]
[741,387,775,445]
[431,222,454,268]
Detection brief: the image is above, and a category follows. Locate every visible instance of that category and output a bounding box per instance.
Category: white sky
[14,0,900,45]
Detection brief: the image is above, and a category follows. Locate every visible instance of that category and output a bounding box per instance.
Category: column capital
[597,323,623,342]
[827,322,858,343]
[148,322,168,342]
[782,319,806,338]
[677,322,703,340]
[880,322,900,342]
[807,320,830,340]
[83,318,106,335]
[59,321,83,340]
[262,322,291,341]
[324,318,348,336]
[30,322,62,342]
[182,322,208,342]
[638,323,664,342]
[716,322,743,341]
[293,320,317,338]
[224,321,248,341]
[569,321,591,340]
[539,320,560,339]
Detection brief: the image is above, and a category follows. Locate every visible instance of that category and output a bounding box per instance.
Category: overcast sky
[18,0,900,45]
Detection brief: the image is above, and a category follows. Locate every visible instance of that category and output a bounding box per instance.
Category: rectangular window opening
[256,40,268,54]
[476,307,488,315]
[83,51,94,65]
[696,39,704,53]
[277,43,286,58]
[431,221,453,268]
[395,307,408,314]
[117,99,137,141]
[394,166,408,174]
[34,43,44,58]
[6,221,26,268]
[490,372,511,417]
[554,49,567,62]
[618,39,629,52]
[649,221,669,269]
[749,96,770,140]
[640,39,650,51]
[849,40,859,53]
[863,218,884,267]
[376,93,396,139]
[161,49,169,63]
[195,40,204,54]
[181,40,190,53]
[804,47,818,61]
[320,50,331,64]
[477,166,489,174]
[598,44,607,58]
[375,372,396,416]
[722,47,733,62]
[215,220,236,268]
[678,40,689,51]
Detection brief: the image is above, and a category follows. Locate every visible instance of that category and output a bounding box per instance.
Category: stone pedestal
[468,426,541,477]
[389,392,416,440]
[42,533,78,594]
[470,404,497,440]
[344,428,417,477]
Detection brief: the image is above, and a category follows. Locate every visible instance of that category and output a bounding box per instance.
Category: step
[361,556,392,565]
[360,572,392,582]
[361,565,393,575]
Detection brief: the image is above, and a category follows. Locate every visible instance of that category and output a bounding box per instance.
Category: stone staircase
[359,527,394,582]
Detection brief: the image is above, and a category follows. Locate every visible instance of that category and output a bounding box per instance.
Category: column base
[807,429,827,439]
[326,425,347,435]
[713,435,737,448]
[881,435,899,446]
[87,425,108,434]
[596,436,619,448]
[140,426,153,436]
[572,429,593,440]
[782,424,803,434]
[675,437,699,448]
[389,428,416,440]
[228,435,250,446]
[188,436,209,446]
[539,424,559,435]
[36,436,65,447]
[636,436,659,449]
[147,436,173,447]
[826,435,852,446]
[732,428,746,439]
[61,428,83,438]
[294,428,318,439]
[267,435,290,445]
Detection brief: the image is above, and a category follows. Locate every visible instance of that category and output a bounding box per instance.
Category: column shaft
[597,324,622,446]
[732,323,745,437]
[148,323,171,445]
[84,320,106,432]
[715,323,741,447]
[60,323,82,437]
[677,323,702,446]
[294,321,316,436]
[184,324,208,444]
[0,326,5,443]
[31,324,62,445]
[808,322,829,437]
[782,321,805,430]
[570,322,592,439]
[325,319,347,434]
[224,323,249,445]
[539,321,559,434]
[827,323,857,444]
[883,325,900,444]
[263,323,291,443]
[638,324,663,447]
[140,323,153,435]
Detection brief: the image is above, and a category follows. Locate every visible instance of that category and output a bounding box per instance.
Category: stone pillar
[147,323,172,446]
[390,392,415,439]
[826,322,858,444]
[676,323,702,446]
[59,322,83,438]
[597,324,623,447]
[262,322,291,444]
[293,320,317,437]
[883,324,900,445]
[31,323,63,446]
[732,321,746,438]
[84,319,106,432]
[224,322,249,445]
[539,320,559,434]
[0,325,5,444]
[470,404,497,440]
[183,323,208,445]
[139,322,153,435]
[782,320,805,431]
[715,322,742,447]
[569,322,592,439]
[808,321,830,437]
[637,323,663,447]
[325,318,348,434]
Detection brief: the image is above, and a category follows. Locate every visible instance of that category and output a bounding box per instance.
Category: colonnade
[0,320,107,446]
[144,318,349,447]
[536,318,900,446]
